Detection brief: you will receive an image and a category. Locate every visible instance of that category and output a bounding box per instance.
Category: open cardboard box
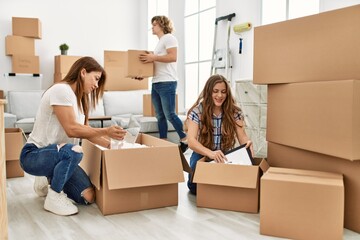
[5,128,25,178]
[193,158,269,213]
[81,134,186,215]
[260,167,344,240]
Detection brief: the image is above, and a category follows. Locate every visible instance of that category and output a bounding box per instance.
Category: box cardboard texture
[5,128,25,178]
[12,55,40,74]
[54,55,82,74]
[193,158,268,213]
[5,35,35,56]
[143,94,178,117]
[80,134,185,215]
[260,167,344,240]
[253,4,360,84]
[267,141,360,233]
[267,80,360,160]
[104,50,149,91]
[125,50,154,78]
[12,17,42,39]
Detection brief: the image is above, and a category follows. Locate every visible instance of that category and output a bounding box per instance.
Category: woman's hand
[208,150,227,163]
[245,140,254,157]
[107,125,126,141]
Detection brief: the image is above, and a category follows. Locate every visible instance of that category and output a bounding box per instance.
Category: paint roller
[233,22,252,54]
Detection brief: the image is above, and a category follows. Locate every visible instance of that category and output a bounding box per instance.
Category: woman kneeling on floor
[20,57,126,216]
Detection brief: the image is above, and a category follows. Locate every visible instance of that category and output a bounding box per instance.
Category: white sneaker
[34,176,49,197]
[44,187,78,216]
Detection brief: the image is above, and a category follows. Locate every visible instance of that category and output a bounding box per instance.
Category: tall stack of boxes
[5,17,41,74]
[54,55,82,83]
[253,4,360,237]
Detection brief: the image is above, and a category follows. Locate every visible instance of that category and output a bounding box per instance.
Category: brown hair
[61,56,106,122]
[187,74,242,152]
[151,15,174,34]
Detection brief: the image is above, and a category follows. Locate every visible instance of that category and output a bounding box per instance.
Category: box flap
[263,167,343,186]
[257,158,269,172]
[193,161,259,189]
[80,139,102,190]
[104,138,184,190]
[178,146,192,173]
[5,128,25,161]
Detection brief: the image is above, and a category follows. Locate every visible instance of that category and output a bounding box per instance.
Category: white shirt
[27,84,85,147]
[152,33,179,83]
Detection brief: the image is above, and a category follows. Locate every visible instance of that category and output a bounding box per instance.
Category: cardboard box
[54,55,82,74]
[12,17,42,39]
[143,94,178,117]
[80,134,185,215]
[104,67,148,91]
[5,128,25,178]
[125,50,153,78]
[268,141,360,233]
[104,50,153,78]
[253,4,360,84]
[11,55,40,74]
[193,158,268,213]
[267,80,360,160]
[5,35,35,56]
[260,167,344,240]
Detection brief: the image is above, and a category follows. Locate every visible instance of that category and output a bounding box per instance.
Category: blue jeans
[187,151,204,195]
[152,81,186,140]
[20,143,93,205]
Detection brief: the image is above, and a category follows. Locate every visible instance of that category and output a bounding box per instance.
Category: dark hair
[62,56,106,121]
[151,15,174,34]
[187,74,242,151]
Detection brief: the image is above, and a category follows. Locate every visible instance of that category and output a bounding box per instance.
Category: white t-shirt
[27,84,85,148]
[152,33,179,83]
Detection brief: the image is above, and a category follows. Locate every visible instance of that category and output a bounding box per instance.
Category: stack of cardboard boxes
[5,17,41,74]
[254,4,360,238]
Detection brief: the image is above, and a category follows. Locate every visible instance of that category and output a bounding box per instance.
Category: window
[262,0,319,25]
[184,0,216,109]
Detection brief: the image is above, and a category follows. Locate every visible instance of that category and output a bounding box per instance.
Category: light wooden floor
[6,150,360,240]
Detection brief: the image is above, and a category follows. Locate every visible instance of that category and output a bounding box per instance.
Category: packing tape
[233,22,252,34]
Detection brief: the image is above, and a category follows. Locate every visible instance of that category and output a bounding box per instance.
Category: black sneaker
[180,142,189,153]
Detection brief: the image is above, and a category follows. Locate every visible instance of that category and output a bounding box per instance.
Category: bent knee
[71,145,83,153]
[81,187,95,204]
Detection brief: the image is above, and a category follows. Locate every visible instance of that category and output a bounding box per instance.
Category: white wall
[1,0,360,106]
[215,0,261,83]
[320,0,360,11]
[0,0,147,89]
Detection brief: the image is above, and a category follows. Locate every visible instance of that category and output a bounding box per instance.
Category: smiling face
[212,82,227,109]
[81,69,102,94]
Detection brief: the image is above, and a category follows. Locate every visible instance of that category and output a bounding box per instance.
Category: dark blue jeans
[187,151,204,195]
[152,81,186,140]
[20,143,93,204]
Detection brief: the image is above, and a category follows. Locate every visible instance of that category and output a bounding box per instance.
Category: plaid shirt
[188,103,243,150]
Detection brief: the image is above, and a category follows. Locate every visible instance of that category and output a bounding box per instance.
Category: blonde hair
[151,15,174,34]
